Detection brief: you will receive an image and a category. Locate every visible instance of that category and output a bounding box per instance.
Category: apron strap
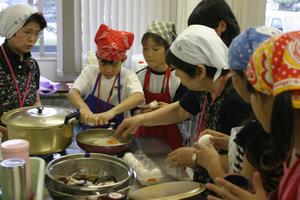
[144,67,171,93]
[91,74,100,96]
[117,73,121,103]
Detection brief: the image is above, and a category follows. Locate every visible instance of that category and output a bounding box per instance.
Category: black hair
[24,12,47,30]
[166,49,228,79]
[141,32,170,50]
[246,81,256,94]
[246,84,294,168]
[270,92,294,164]
[232,69,244,77]
[97,57,123,65]
[188,0,240,47]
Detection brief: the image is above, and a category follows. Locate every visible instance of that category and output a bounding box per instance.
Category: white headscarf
[0,4,34,39]
[170,25,229,81]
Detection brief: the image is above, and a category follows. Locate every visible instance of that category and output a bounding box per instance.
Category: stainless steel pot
[45,153,135,197]
[1,106,80,155]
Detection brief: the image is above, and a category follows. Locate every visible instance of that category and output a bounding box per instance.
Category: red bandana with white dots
[94,24,134,61]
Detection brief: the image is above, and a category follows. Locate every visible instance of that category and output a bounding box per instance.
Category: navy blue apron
[82,73,124,129]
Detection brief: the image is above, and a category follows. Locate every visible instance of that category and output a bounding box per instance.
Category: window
[265,0,300,32]
[1,0,192,81]
[271,18,283,31]
[0,0,57,55]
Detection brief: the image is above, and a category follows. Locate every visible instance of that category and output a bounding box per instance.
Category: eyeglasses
[20,30,42,39]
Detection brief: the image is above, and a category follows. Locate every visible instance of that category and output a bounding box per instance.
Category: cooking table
[44,137,192,199]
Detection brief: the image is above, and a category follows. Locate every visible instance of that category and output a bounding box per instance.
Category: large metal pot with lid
[1,106,80,155]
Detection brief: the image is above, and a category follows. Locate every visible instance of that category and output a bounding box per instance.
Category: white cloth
[170,25,229,81]
[0,4,34,38]
[72,65,144,118]
[137,68,180,101]
[228,126,244,173]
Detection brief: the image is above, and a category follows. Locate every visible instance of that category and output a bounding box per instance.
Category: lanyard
[195,75,227,141]
[1,45,32,108]
[96,73,119,113]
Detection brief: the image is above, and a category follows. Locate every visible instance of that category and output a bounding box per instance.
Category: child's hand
[206,172,268,200]
[79,106,96,126]
[94,110,115,126]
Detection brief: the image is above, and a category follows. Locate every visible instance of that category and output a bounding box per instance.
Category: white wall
[176,0,201,32]
[226,0,266,31]
[37,58,57,81]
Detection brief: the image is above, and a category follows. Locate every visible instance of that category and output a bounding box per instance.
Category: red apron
[278,156,300,200]
[135,67,183,150]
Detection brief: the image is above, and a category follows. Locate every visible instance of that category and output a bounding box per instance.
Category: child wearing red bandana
[68,24,144,128]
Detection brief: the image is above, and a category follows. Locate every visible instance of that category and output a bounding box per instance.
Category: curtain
[226,0,267,31]
[81,0,178,69]
[176,0,201,33]
[82,0,272,58]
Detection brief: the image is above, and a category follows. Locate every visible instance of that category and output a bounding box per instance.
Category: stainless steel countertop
[44,137,191,199]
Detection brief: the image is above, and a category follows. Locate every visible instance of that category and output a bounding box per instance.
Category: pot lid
[128,181,205,200]
[1,106,76,128]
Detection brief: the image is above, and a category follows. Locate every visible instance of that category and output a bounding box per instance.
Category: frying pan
[76,128,133,155]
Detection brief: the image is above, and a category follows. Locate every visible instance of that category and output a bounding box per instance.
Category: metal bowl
[45,176,104,200]
[45,176,131,200]
[45,153,135,196]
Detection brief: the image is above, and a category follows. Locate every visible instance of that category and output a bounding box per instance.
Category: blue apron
[82,73,124,129]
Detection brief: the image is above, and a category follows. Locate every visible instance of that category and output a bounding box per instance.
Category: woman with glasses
[0,4,47,140]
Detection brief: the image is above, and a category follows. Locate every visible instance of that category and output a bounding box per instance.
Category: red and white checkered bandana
[94,24,134,61]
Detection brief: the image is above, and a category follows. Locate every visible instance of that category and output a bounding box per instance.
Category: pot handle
[64,110,80,124]
[37,106,44,114]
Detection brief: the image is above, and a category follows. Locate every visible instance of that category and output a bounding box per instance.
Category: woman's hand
[200,129,230,150]
[114,115,143,139]
[206,172,268,200]
[165,147,195,168]
[193,143,220,169]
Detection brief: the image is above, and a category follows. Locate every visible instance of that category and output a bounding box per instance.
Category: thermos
[0,158,27,200]
[0,139,32,199]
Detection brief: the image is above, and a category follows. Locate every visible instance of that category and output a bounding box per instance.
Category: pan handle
[108,122,116,130]
[64,110,80,124]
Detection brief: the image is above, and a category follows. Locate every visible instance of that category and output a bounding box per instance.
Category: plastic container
[30,157,45,200]
[0,139,32,198]
[0,158,27,200]
[165,164,186,180]
[0,157,45,200]
[123,151,163,186]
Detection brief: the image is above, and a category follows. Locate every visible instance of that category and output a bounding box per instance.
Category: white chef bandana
[0,4,34,39]
[170,25,229,81]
